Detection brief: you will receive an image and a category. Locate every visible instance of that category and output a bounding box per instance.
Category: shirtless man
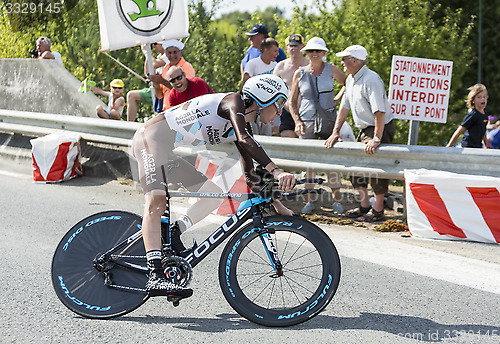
[273,34,309,137]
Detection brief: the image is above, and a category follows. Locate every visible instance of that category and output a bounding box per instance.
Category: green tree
[0,0,481,144]
[183,0,247,92]
[430,0,500,118]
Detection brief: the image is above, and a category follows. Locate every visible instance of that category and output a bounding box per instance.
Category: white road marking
[0,170,31,179]
[326,226,500,295]
[172,207,500,294]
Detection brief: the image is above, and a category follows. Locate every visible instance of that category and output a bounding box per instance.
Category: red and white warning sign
[31,133,82,183]
[405,169,500,244]
[389,56,453,123]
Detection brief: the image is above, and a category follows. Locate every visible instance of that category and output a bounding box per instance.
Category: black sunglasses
[306,49,324,53]
[169,74,184,83]
[112,86,123,89]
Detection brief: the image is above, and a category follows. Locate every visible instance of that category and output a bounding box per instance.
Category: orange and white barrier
[405,169,500,244]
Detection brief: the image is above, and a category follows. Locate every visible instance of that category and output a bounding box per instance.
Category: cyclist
[132,74,295,298]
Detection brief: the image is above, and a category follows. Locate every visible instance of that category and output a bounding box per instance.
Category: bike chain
[107,283,147,293]
[111,254,146,260]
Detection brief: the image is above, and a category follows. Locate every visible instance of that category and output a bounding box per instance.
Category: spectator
[241,38,280,89]
[273,34,309,138]
[126,42,169,122]
[486,115,500,148]
[240,38,280,136]
[325,45,395,222]
[446,84,489,148]
[166,66,214,107]
[88,79,125,120]
[289,37,348,214]
[148,39,195,112]
[240,24,287,76]
[34,36,62,66]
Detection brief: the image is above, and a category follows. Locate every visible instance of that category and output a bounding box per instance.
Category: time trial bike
[51,174,341,327]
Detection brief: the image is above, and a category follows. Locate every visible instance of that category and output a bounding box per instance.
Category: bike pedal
[167,295,181,307]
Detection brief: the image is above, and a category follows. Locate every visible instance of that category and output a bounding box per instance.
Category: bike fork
[253,209,283,276]
[259,232,284,276]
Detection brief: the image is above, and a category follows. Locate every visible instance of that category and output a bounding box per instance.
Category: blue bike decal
[277,274,333,320]
[58,276,111,311]
[63,216,122,251]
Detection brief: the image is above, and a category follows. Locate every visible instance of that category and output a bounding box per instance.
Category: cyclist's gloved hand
[273,169,295,192]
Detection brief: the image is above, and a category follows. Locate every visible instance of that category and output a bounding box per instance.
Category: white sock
[177,215,193,233]
[146,250,162,262]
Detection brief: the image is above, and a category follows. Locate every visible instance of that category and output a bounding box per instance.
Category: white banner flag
[97,0,189,52]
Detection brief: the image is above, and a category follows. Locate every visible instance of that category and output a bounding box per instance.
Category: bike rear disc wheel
[51,211,148,319]
[219,215,341,327]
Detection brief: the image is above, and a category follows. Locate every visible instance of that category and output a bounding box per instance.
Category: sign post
[388,56,453,145]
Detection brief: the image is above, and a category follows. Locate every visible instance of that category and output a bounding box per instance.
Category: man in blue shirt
[240,24,286,76]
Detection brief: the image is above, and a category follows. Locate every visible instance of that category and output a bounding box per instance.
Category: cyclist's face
[259,104,280,124]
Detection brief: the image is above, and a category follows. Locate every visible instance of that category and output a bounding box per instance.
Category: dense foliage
[1,0,492,146]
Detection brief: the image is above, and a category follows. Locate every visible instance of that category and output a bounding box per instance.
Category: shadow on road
[109,312,499,342]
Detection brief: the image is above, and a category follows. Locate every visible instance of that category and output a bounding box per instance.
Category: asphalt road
[0,159,499,344]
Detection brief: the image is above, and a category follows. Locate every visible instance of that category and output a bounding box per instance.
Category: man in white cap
[325,45,395,222]
[126,42,169,121]
[148,39,196,111]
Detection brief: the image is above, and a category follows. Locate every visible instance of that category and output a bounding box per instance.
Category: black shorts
[279,108,295,132]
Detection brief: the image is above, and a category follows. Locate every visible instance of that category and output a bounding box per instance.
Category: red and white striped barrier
[194,150,250,215]
[405,169,500,244]
[31,133,82,183]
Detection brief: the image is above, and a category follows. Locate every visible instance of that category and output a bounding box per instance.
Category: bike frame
[95,191,277,274]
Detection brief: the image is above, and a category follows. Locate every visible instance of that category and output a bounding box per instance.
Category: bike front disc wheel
[219,215,341,327]
[51,211,148,319]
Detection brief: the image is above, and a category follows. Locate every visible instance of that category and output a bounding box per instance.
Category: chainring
[161,256,193,287]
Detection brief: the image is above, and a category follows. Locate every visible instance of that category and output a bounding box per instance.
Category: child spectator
[88,79,125,120]
[447,84,489,148]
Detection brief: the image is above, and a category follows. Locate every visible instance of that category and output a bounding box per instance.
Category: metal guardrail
[2,109,500,180]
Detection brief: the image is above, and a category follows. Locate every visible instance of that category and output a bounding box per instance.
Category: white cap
[162,39,185,50]
[336,45,368,60]
[300,37,329,53]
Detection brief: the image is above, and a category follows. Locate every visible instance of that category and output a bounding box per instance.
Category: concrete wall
[0,59,105,117]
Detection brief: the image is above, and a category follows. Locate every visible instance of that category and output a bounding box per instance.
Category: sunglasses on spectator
[341,56,354,61]
[169,74,184,83]
[306,49,324,53]
[274,96,286,113]
[112,87,123,89]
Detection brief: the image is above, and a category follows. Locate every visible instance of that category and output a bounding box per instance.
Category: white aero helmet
[242,74,288,113]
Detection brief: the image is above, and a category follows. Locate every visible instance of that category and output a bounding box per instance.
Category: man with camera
[31,36,63,66]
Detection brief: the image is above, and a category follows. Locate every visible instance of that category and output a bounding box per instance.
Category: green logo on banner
[128,0,163,21]
[116,0,173,35]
